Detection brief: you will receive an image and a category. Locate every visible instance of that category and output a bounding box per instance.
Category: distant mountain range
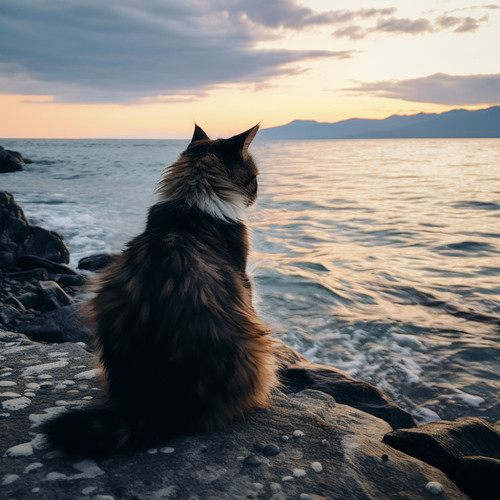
[261,106,500,139]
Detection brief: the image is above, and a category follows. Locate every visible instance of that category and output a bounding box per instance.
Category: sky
[1,0,499,138]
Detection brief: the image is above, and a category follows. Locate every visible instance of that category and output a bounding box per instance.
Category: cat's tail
[43,406,167,457]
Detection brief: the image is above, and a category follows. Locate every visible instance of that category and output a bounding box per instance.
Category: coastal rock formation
[0,329,467,500]
[384,418,500,500]
[0,192,85,337]
[0,146,32,173]
[1,191,499,499]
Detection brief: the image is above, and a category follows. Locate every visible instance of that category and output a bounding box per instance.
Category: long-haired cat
[45,124,278,457]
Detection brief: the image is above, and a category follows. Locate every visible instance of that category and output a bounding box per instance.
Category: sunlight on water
[2,138,499,423]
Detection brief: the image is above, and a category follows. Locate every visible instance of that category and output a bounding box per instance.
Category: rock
[0,303,21,325]
[37,281,74,311]
[16,255,77,275]
[18,304,91,344]
[0,146,24,173]
[5,268,50,281]
[78,253,116,271]
[383,417,500,499]
[0,192,70,271]
[5,148,32,164]
[16,226,70,265]
[0,330,467,500]
[263,444,281,456]
[275,341,416,430]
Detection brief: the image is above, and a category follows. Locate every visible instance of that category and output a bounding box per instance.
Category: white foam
[412,407,441,424]
[449,393,485,407]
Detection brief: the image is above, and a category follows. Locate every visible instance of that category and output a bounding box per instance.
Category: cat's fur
[44,124,278,457]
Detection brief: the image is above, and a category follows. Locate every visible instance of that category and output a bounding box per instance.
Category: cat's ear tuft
[188,123,210,148]
[225,124,260,156]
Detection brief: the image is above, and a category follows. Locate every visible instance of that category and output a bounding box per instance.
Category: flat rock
[18,304,91,345]
[0,329,467,500]
[384,417,500,499]
[78,253,116,272]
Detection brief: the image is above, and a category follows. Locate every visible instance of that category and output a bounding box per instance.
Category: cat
[44,124,278,457]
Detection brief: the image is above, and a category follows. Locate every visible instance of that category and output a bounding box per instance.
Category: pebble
[310,462,323,473]
[321,439,329,446]
[263,444,281,456]
[281,435,289,442]
[381,454,389,461]
[270,482,281,492]
[425,481,444,495]
[2,473,20,485]
[146,448,158,454]
[244,454,262,466]
[293,430,304,438]
[160,447,175,454]
[253,442,264,453]
[292,468,306,477]
[282,476,293,482]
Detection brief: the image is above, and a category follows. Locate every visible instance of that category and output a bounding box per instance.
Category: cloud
[343,73,500,105]
[331,9,491,40]
[0,0,351,103]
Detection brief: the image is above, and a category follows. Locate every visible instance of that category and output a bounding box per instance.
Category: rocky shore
[1,191,499,499]
[0,146,32,173]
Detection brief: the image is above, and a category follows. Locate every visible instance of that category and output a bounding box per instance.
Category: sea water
[1,138,499,423]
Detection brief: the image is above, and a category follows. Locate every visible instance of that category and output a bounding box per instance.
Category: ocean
[1,138,499,424]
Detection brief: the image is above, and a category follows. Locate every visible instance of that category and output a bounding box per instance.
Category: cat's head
[157,124,260,221]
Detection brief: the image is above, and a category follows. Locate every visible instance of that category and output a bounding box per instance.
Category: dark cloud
[343,73,500,105]
[0,0,351,103]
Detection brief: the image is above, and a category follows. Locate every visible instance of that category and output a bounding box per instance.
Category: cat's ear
[225,124,260,156]
[188,123,210,147]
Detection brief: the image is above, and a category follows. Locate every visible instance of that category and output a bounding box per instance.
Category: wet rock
[0,192,70,271]
[16,226,70,265]
[19,304,90,344]
[78,253,116,272]
[383,417,500,500]
[244,455,262,466]
[6,268,49,281]
[0,146,24,173]
[17,255,77,275]
[263,444,281,457]
[37,281,74,311]
[0,303,21,325]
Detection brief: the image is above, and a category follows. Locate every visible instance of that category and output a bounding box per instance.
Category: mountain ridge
[261,106,500,139]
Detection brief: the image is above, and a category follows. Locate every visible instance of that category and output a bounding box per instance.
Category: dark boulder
[0,192,70,271]
[17,255,77,275]
[5,148,32,164]
[36,280,74,311]
[383,417,500,499]
[16,226,70,264]
[18,303,91,344]
[78,253,116,271]
[0,146,24,173]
